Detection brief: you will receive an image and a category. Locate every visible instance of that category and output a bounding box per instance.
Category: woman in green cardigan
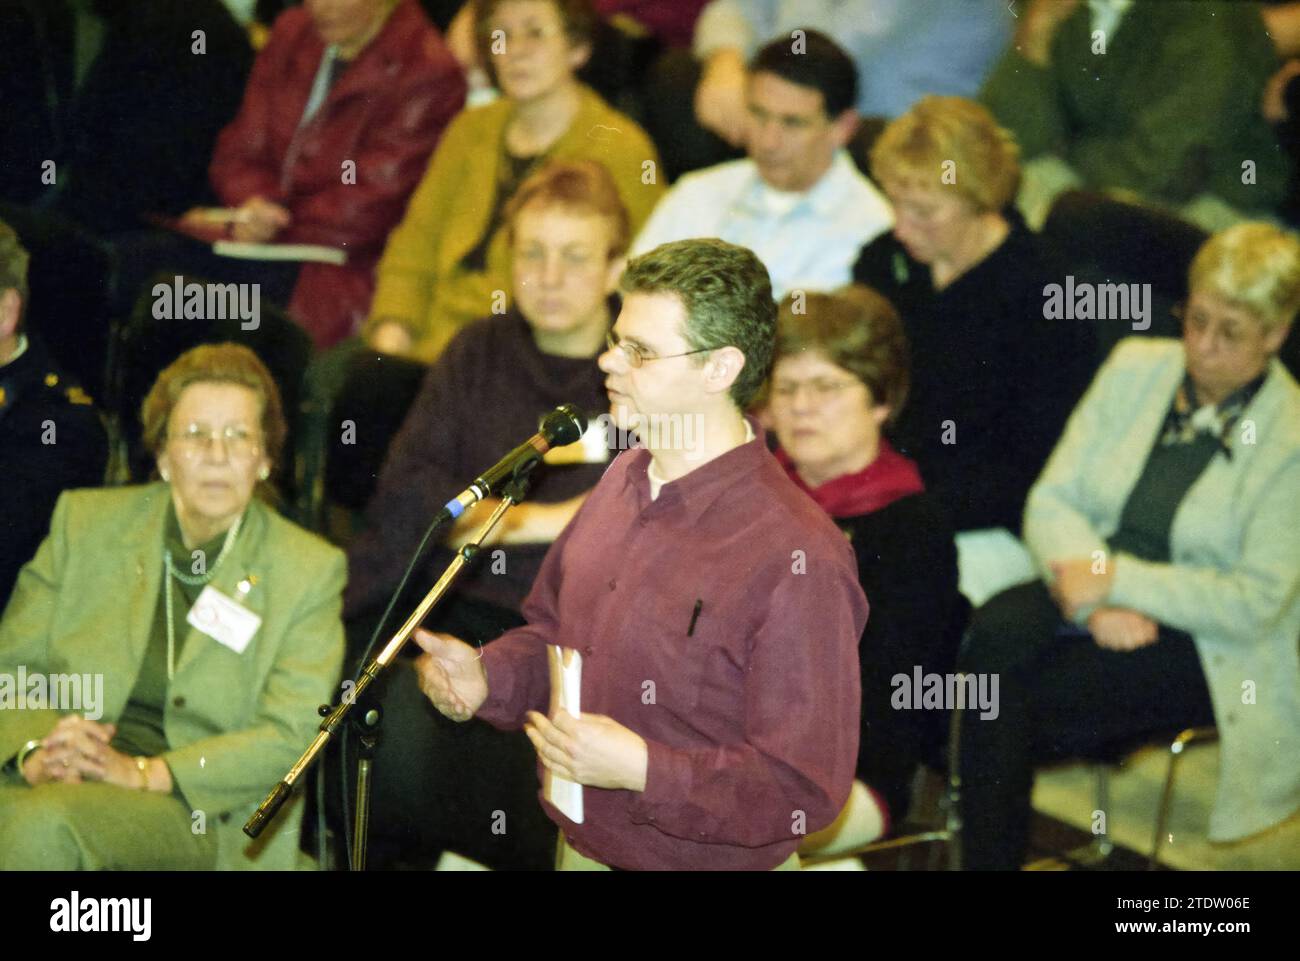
[0,344,345,870]
[364,0,663,363]
[957,223,1300,870]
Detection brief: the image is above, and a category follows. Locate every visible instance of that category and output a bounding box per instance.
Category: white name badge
[187,586,262,654]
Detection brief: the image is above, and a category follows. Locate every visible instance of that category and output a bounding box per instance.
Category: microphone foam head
[542,404,587,447]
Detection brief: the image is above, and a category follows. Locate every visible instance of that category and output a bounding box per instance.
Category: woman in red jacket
[114,0,466,349]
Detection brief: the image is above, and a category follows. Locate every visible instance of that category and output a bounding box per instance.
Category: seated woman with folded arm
[957,223,1300,870]
[0,344,345,870]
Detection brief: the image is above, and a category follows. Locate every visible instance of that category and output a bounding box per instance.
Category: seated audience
[630,31,892,300]
[648,0,1011,179]
[981,0,1286,230]
[0,0,253,234]
[333,160,628,870]
[0,222,107,611]
[112,0,466,349]
[768,286,968,834]
[852,96,1093,601]
[445,0,710,110]
[0,343,345,870]
[0,0,254,385]
[365,0,663,362]
[958,223,1300,870]
[348,160,624,624]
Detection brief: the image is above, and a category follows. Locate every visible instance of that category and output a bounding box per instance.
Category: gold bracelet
[135,756,150,791]
[15,739,42,778]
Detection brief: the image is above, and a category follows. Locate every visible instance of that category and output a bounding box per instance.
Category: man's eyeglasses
[605,331,720,369]
[171,424,261,458]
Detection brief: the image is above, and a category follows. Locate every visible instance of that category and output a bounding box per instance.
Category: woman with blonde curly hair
[958,223,1300,870]
[852,96,1095,604]
[0,343,345,870]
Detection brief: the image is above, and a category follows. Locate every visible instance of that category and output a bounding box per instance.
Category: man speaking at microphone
[413,238,867,870]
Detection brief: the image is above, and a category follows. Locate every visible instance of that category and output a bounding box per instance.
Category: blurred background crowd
[1,0,1298,871]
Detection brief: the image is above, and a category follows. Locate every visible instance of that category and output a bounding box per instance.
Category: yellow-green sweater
[369,84,664,362]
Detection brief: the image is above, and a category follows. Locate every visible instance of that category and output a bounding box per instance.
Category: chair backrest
[110,271,313,490]
[324,350,429,513]
[2,204,114,401]
[1043,192,1300,380]
[1281,317,1300,382]
[1042,191,1209,367]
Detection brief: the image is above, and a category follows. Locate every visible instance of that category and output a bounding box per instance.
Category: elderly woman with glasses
[765,285,969,840]
[957,223,1300,870]
[0,343,345,870]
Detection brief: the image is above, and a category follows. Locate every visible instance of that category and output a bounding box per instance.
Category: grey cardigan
[1024,338,1300,842]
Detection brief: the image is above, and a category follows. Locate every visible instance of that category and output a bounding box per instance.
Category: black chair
[321,349,428,515]
[799,704,965,870]
[108,270,313,493]
[1062,726,1220,871]
[1043,191,1300,380]
[1041,190,1209,368]
[0,202,114,401]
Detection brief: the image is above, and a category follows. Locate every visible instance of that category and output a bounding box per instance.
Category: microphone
[438,404,587,520]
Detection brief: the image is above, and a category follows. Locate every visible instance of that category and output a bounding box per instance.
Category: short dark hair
[0,220,31,331]
[749,29,858,118]
[620,239,776,408]
[775,285,910,423]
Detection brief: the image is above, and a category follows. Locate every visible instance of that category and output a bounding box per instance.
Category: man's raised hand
[410,628,489,721]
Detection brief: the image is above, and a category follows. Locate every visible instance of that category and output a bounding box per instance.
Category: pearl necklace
[162,513,244,680]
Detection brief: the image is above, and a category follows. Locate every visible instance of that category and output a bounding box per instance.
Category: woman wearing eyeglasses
[852,96,1095,606]
[958,223,1300,870]
[364,0,663,362]
[766,286,969,840]
[0,343,345,870]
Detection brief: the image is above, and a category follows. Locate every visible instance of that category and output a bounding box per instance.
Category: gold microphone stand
[244,469,535,870]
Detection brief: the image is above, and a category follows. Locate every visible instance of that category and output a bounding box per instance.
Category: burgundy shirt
[478,420,867,870]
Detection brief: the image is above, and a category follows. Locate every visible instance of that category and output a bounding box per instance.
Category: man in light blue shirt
[691,0,1012,142]
[631,31,893,300]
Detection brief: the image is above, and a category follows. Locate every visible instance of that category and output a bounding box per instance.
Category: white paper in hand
[544,645,583,824]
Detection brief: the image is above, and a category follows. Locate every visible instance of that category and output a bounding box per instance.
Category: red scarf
[775,438,924,518]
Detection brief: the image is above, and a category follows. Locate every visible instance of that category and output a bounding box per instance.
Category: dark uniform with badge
[0,335,108,611]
